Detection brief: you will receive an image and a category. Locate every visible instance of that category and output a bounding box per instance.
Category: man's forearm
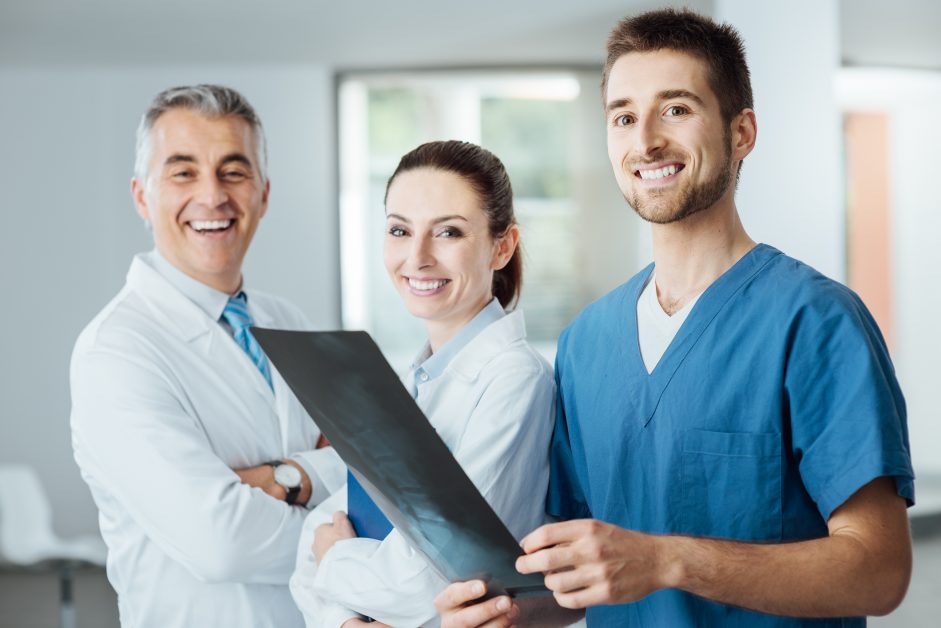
[521,477,911,618]
[662,533,903,617]
[661,480,911,617]
[233,460,313,504]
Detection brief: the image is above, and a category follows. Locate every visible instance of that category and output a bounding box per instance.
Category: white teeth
[408,278,448,291]
[190,219,232,231]
[639,164,679,180]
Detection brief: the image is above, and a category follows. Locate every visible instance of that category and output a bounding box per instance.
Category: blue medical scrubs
[547,244,914,627]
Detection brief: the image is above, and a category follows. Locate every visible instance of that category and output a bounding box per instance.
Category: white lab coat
[290,310,556,628]
[70,253,345,628]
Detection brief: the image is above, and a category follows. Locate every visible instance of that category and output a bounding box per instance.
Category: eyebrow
[219,153,254,170]
[659,89,706,107]
[605,89,706,114]
[163,154,197,168]
[386,213,469,224]
[605,98,632,114]
[162,153,255,170]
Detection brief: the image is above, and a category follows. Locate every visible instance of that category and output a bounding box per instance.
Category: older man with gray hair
[70,84,343,628]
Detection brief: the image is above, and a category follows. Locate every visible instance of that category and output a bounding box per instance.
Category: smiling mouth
[188,219,234,233]
[635,164,685,180]
[407,278,450,291]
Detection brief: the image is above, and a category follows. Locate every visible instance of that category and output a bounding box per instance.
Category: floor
[0,567,119,628]
[1,526,939,627]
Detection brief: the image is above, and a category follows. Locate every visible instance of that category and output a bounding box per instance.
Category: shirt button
[419,372,429,382]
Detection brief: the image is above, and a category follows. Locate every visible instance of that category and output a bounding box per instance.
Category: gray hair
[133,84,268,184]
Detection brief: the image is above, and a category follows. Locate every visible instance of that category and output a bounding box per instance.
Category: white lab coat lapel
[206,322,281,429]
[427,310,527,448]
[125,258,284,453]
[250,300,296,455]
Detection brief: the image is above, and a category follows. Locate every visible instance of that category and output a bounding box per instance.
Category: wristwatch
[265,460,302,505]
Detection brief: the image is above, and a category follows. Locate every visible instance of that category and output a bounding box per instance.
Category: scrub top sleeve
[785,289,914,521]
[546,359,591,520]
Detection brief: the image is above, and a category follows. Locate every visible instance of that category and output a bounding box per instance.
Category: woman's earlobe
[491,244,510,271]
[491,228,519,270]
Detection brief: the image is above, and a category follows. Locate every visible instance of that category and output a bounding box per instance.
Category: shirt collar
[411,297,506,382]
[146,249,233,322]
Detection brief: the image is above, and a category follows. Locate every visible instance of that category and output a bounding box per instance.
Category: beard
[625,139,734,225]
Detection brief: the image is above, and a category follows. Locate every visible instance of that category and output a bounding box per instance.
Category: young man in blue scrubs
[436,8,914,627]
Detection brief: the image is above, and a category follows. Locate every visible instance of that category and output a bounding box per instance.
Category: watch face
[274,464,302,488]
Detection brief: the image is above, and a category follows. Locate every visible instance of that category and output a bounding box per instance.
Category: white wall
[837,69,941,477]
[0,65,338,536]
[715,0,844,280]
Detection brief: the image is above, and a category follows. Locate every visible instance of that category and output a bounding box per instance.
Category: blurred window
[338,71,593,367]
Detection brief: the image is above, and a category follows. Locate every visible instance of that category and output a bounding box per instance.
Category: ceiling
[0,0,689,67]
[1,0,938,71]
[840,0,941,70]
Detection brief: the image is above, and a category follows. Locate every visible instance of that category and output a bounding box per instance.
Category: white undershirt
[637,272,703,374]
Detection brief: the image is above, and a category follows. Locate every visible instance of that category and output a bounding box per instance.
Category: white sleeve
[307,362,555,626]
[291,488,364,628]
[70,347,307,585]
[311,531,446,627]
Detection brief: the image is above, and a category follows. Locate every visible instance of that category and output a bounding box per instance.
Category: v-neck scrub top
[547,244,914,627]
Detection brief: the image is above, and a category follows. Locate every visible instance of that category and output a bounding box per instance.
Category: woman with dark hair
[289,140,556,627]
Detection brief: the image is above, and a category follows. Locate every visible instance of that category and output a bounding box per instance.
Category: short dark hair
[602,8,753,125]
[385,140,522,309]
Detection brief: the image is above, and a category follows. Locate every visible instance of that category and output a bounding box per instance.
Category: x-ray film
[253,328,549,599]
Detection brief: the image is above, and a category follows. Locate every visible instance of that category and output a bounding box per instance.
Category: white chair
[0,464,108,628]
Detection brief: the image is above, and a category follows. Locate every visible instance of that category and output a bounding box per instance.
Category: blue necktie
[221,292,273,390]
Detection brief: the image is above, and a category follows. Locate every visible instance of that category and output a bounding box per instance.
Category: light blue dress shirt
[407,297,506,396]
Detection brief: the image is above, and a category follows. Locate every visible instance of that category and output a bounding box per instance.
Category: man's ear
[731,108,757,163]
[131,176,150,223]
[491,224,520,271]
[259,178,271,220]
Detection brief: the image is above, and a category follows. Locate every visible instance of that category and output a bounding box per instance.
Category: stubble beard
[624,140,734,226]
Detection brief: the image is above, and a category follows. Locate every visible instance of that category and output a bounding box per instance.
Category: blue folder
[347,469,393,540]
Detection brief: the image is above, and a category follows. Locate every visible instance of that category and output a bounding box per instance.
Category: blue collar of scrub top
[411,297,506,388]
[626,243,782,427]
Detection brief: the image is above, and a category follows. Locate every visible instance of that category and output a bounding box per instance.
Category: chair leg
[59,564,76,628]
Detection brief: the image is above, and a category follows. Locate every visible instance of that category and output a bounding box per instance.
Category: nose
[408,234,435,270]
[635,115,666,158]
[196,176,229,208]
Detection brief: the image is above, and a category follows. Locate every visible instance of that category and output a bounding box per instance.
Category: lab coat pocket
[680,429,782,541]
